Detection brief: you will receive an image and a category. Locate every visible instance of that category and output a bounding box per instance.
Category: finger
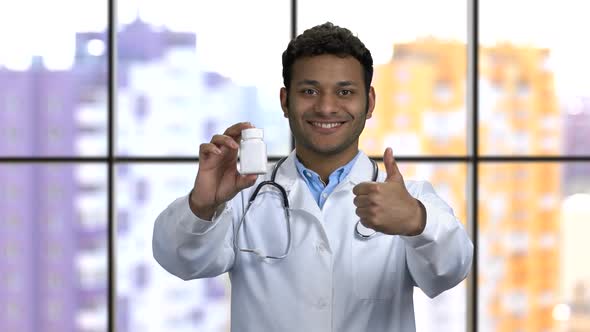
[384,147,403,183]
[235,174,258,190]
[355,207,376,220]
[353,195,375,208]
[352,182,380,196]
[199,143,222,158]
[355,206,366,219]
[211,134,240,150]
[223,122,254,140]
[358,218,377,232]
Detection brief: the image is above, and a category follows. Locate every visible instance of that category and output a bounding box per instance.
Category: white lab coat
[153,151,473,332]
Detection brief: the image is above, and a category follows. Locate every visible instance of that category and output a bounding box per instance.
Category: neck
[295,146,359,183]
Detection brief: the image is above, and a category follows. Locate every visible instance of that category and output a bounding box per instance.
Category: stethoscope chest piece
[355,220,377,238]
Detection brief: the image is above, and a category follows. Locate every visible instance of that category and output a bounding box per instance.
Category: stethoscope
[234,156,380,260]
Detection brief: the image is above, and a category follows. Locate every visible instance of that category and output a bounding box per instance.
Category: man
[153,22,473,331]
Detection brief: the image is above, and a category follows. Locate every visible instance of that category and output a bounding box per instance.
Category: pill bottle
[239,128,267,174]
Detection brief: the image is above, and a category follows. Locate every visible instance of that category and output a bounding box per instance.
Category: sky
[0,0,588,98]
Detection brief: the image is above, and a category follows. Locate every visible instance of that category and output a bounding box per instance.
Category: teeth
[311,122,341,129]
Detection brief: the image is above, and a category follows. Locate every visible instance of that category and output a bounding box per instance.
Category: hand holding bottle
[190,122,259,220]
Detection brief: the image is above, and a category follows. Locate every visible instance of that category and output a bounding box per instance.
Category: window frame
[2,1,590,331]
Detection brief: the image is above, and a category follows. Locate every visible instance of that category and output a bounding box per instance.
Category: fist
[352,148,425,236]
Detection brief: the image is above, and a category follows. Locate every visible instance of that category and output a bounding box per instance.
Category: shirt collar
[293,151,361,185]
[271,150,378,194]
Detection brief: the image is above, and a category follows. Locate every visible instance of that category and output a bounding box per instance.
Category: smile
[310,122,344,129]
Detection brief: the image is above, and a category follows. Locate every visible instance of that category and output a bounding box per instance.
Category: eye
[302,89,318,95]
[338,89,353,96]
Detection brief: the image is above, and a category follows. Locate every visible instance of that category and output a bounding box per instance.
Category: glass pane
[298,0,467,157]
[379,161,468,332]
[480,0,590,156]
[116,161,288,331]
[0,163,108,331]
[116,1,291,157]
[479,163,590,331]
[0,0,108,157]
[116,163,229,331]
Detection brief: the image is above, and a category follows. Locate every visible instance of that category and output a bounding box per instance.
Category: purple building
[0,34,104,332]
[0,163,36,331]
[564,97,590,194]
[117,19,196,62]
[0,60,82,331]
[0,18,198,332]
[0,69,36,156]
[0,17,270,331]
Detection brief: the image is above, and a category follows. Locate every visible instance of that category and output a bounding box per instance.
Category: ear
[280,87,289,118]
[366,86,376,119]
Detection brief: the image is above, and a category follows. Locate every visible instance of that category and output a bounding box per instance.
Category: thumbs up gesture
[352,148,426,236]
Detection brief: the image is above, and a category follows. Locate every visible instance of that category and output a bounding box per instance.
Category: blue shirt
[294,152,361,209]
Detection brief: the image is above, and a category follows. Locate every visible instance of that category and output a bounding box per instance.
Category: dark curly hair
[282,22,373,94]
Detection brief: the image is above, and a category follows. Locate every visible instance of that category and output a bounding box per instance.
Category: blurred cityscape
[366,38,590,332]
[1,15,590,332]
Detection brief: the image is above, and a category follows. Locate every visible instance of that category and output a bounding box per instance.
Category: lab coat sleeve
[152,192,238,281]
[402,181,474,298]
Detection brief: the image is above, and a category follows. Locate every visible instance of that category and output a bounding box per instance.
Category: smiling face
[280,54,375,162]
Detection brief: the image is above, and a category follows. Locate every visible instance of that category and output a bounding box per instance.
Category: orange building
[364,39,561,331]
[361,38,467,225]
[480,44,560,332]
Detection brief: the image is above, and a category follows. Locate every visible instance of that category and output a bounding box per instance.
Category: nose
[316,93,338,114]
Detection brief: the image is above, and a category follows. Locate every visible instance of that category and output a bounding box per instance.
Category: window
[1,1,590,331]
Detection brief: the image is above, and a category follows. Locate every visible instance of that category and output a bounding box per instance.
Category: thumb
[384,147,403,183]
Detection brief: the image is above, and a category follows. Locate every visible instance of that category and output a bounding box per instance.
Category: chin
[309,144,349,156]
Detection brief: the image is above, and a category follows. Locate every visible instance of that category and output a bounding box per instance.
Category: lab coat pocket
[351,234,396,300]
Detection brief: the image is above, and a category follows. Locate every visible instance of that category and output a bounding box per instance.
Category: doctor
[153,22,473,331]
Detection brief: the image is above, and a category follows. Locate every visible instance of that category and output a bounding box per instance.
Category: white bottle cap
[242,128,263,140]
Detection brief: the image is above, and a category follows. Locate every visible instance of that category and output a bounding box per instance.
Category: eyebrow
[295,79,358,87]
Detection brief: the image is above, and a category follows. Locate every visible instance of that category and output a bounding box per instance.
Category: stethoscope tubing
[234,156,379,259]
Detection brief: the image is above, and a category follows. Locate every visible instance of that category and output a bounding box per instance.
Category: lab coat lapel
[274,151,322,222]
[288,180,322,221]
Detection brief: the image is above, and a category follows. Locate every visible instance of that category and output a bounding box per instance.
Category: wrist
[405,199,426,236]
[188,190,217,220]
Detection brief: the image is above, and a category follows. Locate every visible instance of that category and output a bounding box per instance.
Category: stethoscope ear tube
[248,180,289,209]
[355,158,379,239]
[236,157,291,259]
[370,158,378,182]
